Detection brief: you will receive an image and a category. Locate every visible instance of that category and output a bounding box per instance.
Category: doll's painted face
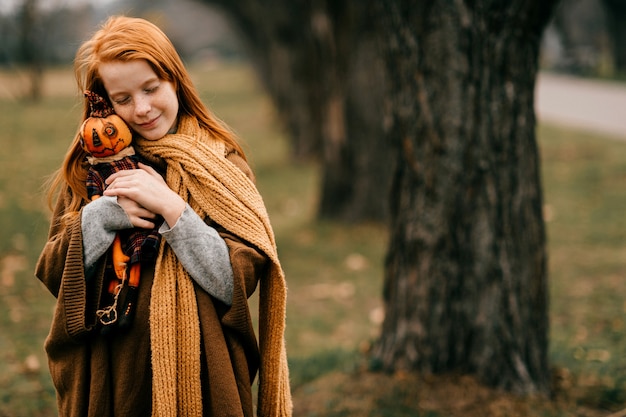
[99,59,179,141]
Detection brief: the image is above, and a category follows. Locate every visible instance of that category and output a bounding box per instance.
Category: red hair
[48,15,246,212]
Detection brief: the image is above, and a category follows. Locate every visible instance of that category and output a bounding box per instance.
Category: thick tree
[203,0,392,222]
[372,0,558,394]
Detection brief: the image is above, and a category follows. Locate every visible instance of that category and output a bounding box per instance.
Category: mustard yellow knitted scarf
[136,115,292,416]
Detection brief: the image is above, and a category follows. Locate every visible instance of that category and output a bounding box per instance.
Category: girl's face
[98,59,179,141]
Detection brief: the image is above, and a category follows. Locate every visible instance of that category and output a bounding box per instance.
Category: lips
[138,115,159,129]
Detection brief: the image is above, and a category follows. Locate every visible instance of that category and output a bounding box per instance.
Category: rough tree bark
[203,0,393,222]
[372,0,558,395]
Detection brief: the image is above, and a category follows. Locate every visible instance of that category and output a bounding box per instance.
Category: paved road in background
[535,72,626,140]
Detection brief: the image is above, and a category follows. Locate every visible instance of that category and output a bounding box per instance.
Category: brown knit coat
[36,151,266,417]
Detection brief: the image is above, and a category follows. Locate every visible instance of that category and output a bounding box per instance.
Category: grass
[540,124,626,413]
[0,64,625,416]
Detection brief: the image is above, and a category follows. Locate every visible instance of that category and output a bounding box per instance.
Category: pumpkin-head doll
[81,90,161,333]
[80,90,133,158]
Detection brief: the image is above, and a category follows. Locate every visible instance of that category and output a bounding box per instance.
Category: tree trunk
[601,0,626,75]
[317,7,392,222]
[372,0,557,395]
[205,0,393,222]
[19,0,43,101]
[551,0,611,76]
[209,1,325,160]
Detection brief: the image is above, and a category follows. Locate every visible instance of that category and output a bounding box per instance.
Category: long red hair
[47,15,246,213]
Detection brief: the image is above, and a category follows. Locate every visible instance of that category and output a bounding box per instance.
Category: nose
[134,95,151,117]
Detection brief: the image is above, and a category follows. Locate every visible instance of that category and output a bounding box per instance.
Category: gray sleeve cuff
[81,196,133,269]
[160,205,234,305]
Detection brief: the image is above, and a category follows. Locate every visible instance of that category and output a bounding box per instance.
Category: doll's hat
[84,90,114,118]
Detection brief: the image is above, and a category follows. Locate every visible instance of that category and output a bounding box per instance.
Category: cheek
[114,106,133,124]
[161,86,179,115]
[111,106,133,123]
[165,98,179,116]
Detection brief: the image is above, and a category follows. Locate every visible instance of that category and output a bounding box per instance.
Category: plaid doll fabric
[87,154,161,264]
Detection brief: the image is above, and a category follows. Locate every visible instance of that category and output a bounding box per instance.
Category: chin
[141,129,168,141]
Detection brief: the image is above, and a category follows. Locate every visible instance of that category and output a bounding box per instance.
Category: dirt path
[535,72,626,140]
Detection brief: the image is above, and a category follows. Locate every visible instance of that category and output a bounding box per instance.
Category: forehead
[98,60,158,94]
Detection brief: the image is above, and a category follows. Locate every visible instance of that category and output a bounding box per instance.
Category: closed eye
[113,96,130,105]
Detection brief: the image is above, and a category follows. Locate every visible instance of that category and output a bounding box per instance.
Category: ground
[292,368,610,417]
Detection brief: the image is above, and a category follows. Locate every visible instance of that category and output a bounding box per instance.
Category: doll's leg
[112,234,130,280]
[128,261,140,288]
[107,276,119,294]
[118,263,140,330]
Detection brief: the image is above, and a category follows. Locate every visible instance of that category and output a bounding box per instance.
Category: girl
[36,15,292,417]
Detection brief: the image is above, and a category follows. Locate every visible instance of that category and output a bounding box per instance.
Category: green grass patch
[540,124,626,412]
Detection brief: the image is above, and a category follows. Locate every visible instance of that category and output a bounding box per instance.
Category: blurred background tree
[204,0,393,222]
[17,0,43,101]
[545,0,626,76]
[599,0,626,75]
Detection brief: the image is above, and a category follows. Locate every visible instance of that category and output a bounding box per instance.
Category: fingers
[138,162,159,176]
[118,197,156,219]
[105,163,161,185]
[102,163,181,222]
[116,197,157,229]
[104,170,158,197]
[105,169,135,184]
[133,217,157,230]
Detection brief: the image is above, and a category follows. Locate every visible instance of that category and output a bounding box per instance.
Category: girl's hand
[104,162,186,227]
[115,195,159,229]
